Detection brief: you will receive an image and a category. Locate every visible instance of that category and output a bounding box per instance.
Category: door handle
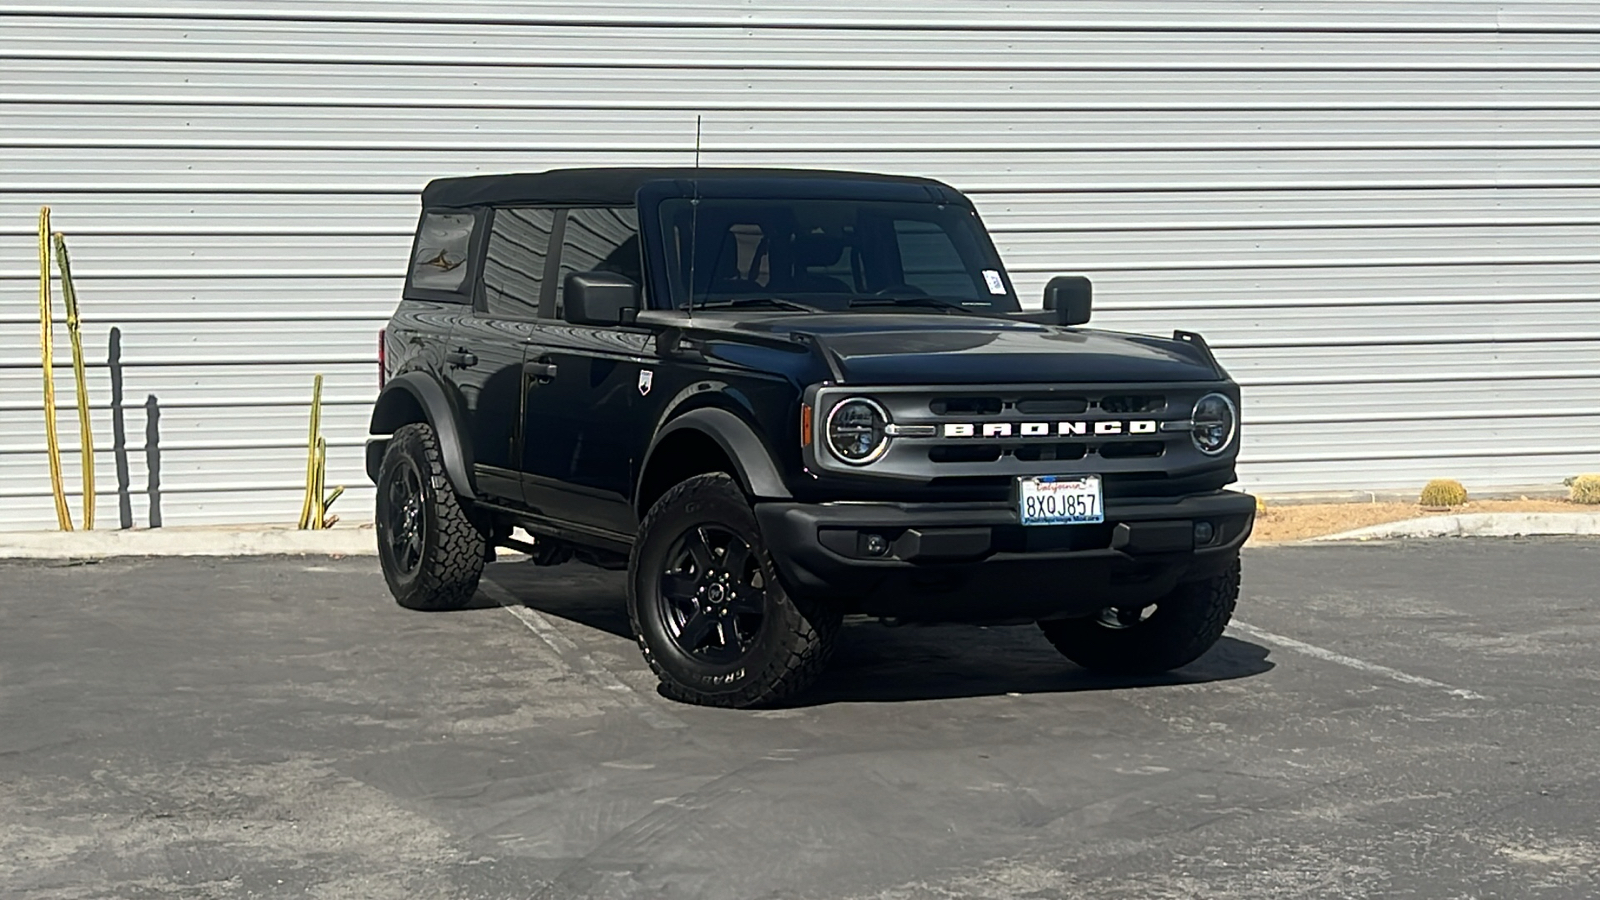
[524,360,558,382]
[446,349,478,368]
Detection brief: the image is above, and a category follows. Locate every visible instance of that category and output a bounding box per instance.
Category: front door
[520,329,653,535]
[519,206,650,536]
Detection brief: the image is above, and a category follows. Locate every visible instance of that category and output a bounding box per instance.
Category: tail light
[378,328,387,388]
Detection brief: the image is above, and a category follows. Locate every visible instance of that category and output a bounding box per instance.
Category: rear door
[447,206,557,502]
[519,206,652,535]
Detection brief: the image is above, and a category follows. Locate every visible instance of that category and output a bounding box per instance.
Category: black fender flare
[368,371,476,499]
[642,406,791,504]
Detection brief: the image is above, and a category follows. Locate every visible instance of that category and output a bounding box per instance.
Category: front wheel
[1039,558,1240,674]
[628,473,839,708]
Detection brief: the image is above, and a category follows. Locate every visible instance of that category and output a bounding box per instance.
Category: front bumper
[754,490,1255,622]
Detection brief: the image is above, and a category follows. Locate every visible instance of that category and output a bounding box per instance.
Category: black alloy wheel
[382,454,427,580]
[656,525,769,663]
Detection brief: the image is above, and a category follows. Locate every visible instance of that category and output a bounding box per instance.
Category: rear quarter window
[409,211,476,293]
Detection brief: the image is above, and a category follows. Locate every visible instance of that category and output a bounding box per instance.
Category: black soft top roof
[421,167,959,209]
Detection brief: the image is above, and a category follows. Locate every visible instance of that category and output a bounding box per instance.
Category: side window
[409,211,475,293]
[893,219,980,300]
[482,207,555,319]
[554,207,641,317]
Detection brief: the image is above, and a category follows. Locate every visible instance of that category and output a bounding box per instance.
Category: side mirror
[563,271,639,326]
[1043,275,1092,326]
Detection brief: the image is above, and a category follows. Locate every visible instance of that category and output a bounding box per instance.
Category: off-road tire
[376,422,487,611]
[1039,558,1240,674]
[628,473,840,708]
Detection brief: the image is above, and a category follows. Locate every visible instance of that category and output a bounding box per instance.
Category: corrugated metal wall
[4,2,1599,531]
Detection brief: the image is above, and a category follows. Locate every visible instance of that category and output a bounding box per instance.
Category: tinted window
[482,207,555,318]
[554,207,641,317]
[894,220,980,300]
[410,211,475,293]
[655,198,1015,313]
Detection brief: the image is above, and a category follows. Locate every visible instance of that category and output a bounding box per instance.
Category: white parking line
[477,579,688,730]
[1229,621,1486,700]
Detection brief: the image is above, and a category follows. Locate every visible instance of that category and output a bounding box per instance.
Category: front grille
[1011,443,1088,462]
[929,394,1158,416]
[930,439,1163,465]
[1099,394,1167,414]
[1015,397,1090,415]
[878,385,1194,469]
[808,381,1234,493]
[930,445,1002,464]
[1099,440,1165,460]
[924,443,1098,464]
[929,396,1004,416]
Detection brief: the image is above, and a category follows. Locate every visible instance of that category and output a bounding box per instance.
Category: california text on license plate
[1018,474,1104,526]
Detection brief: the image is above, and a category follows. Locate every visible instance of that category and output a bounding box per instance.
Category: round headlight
[826,398,890,464]
[1191,393,1238,455]
[1190,390,1235,451]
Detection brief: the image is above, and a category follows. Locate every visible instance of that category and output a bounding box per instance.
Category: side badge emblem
[638,369,653,396]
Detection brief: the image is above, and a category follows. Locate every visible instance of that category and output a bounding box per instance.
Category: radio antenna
[688,114,702,314]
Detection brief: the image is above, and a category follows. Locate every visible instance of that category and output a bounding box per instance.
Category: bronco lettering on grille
[942,420,1157,438]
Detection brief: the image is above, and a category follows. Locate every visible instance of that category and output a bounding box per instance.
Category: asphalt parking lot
[3,539,1597,900]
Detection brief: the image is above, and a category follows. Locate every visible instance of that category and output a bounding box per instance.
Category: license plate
[1018,474,1104,526]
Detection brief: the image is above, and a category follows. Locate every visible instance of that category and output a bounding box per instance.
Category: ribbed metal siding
[3,2,1599,530]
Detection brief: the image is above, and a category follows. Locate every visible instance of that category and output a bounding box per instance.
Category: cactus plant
[1419,478,1469,508]
[1570,474,1600,505]
[39,206,71,530]
[54,231,94,530]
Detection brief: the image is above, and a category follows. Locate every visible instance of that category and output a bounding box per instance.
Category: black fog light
[1194,521,1215,544]
[861,533,890,557]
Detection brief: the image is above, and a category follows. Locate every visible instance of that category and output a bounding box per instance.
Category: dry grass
[1250,497,1584,544]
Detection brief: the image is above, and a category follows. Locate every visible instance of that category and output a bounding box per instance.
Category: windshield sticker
[982,269,1007,295]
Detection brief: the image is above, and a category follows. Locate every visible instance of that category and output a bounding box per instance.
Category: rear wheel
[375,423,486,611]
[628,473,839,708]
[1039,558,1240,674]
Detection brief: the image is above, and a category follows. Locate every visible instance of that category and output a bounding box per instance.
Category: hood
[693,312,1222,385]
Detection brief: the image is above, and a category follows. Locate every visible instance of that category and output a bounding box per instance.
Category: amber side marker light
[800,403,813,447]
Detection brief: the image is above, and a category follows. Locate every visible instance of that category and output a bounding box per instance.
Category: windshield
[655,197,1019,313]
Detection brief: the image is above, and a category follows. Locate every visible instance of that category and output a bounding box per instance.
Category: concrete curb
[1310,512,1600,542]
[1259,484,1569,506]
[0,526,378,559]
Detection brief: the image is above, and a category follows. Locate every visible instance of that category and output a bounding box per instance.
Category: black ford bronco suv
[368,167,1255,707]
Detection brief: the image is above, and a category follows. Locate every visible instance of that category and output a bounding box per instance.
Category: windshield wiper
[695,297,822,313]
[847,296,975,314]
